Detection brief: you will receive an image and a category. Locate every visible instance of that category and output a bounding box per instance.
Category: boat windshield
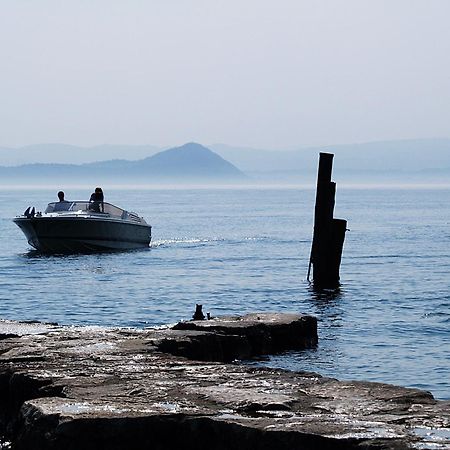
[45,201,127,218]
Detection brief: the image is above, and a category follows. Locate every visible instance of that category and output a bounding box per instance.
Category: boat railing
[45,201,130,219]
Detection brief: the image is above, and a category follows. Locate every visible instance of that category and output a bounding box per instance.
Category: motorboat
[13,200,152,253]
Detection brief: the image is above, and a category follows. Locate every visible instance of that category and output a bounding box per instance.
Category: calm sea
[0,186,449,400]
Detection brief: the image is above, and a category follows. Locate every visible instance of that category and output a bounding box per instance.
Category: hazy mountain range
[0,144,161,166]
[0,138,449,184]
[211,139,450,181]
[0,143,246,184]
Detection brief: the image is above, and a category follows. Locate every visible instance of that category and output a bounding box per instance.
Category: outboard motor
[23,207,36,218]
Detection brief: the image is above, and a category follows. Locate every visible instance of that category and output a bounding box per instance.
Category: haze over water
[1,186,449,400]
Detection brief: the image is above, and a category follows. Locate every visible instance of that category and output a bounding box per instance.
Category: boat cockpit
[44,201,143,222]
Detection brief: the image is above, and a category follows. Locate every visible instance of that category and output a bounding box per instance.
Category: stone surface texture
[0,314,449,450]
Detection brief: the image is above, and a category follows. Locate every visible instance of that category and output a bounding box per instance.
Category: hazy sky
[1,0,449,149]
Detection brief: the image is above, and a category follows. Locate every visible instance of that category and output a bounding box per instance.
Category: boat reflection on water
[13,201,152,253]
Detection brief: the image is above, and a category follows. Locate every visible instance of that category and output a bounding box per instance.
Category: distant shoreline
[1,182,449,190]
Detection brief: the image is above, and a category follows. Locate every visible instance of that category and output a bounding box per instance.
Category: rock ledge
[0,314,449,450]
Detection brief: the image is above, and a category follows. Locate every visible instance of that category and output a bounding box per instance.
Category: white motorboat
[13,201,152,253]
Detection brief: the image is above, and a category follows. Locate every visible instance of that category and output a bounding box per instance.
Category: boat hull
[13,217,152,253]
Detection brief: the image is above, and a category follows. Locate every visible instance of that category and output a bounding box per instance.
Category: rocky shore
[1,313,449,449]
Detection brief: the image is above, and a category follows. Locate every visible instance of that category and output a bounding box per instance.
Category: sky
[1,0,449,150]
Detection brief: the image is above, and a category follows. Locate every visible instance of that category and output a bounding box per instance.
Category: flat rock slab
[0,314,449,450]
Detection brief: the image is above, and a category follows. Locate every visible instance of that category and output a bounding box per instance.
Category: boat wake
[150,236,270,249]
[150,237,225,248]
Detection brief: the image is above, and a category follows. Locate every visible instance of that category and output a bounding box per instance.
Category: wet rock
[0,315,449,450]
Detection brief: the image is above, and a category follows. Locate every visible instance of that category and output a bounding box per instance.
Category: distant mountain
[138,143,245,179]
[0,143,247,184]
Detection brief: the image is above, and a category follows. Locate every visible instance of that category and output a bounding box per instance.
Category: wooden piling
[308,153,347,288]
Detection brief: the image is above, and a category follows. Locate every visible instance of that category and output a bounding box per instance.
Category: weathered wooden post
[308,153,347,288]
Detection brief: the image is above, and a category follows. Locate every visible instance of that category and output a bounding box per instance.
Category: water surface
[0,186,449,399]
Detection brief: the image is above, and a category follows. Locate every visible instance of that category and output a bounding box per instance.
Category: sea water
[0,186,449,399]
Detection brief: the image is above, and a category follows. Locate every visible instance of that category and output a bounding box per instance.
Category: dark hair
[95,187,103,193]
[57,191,65,201]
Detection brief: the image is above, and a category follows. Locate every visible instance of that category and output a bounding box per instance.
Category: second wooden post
[309,152,347,288]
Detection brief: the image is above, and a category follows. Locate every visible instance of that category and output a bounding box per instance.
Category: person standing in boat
[89,187,104,213]
[53,191,71,211]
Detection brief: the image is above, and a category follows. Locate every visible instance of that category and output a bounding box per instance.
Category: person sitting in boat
[89,187,104,213]
[53,191,71,211]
